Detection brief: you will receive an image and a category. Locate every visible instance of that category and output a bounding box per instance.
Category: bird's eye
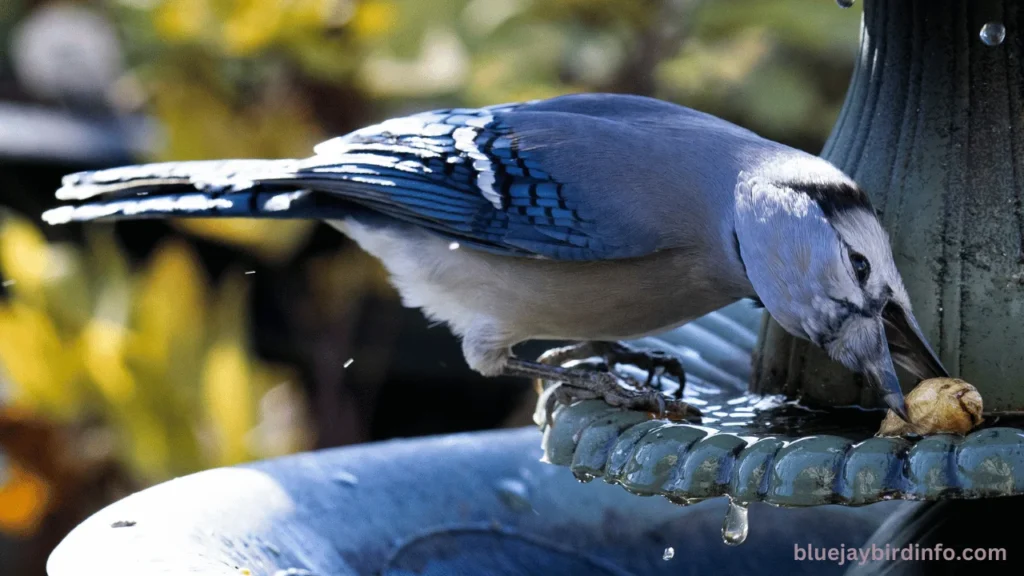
[849,252,870,283]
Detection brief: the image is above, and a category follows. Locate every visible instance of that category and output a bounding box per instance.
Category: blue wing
[46,94,728,260]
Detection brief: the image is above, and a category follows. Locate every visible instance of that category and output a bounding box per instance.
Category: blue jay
[42,93,948,423]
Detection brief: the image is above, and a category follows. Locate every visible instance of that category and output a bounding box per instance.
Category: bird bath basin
[47,426,899,576]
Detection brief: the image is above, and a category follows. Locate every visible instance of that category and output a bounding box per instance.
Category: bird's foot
[536,341,687,397]
[506,357,700,428]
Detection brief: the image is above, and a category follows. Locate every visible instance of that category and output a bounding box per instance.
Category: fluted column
[752,0,1024,412]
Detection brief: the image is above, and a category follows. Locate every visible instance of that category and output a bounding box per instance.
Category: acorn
[876,378,984,437]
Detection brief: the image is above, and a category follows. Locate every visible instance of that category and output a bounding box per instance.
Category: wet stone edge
[540,400,1024,506]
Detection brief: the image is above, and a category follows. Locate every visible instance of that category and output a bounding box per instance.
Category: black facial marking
[819,287,893,348]
[787,181,876,220]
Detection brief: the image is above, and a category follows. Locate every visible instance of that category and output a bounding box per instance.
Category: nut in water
[877,378,983,437]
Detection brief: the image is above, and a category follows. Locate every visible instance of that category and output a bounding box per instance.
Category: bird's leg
[536,341,687,398]
[505,357,701,428]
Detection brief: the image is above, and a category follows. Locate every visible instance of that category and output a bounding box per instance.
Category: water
[494,478,532,512]
[572,470,596,483]
[722,499,749,546]
[836,0,854,8]
[980,23,1006,46]
[332,470,359,486]
[663,547,675,561]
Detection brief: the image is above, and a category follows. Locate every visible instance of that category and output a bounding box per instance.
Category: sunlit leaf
[39,242,93,336]
[0,301,81,419]
[201,339,255,466]
[351,0,398,39]
[200,270,258,466]
[81,319,136,406]
[0,460,51,538]
[0,214,50,302]
[222,0,285,55]
[130,239,206,376]
[117,406,172,480]
[154,0,213,42]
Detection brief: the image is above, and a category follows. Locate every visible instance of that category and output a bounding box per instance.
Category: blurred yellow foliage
[0,461,51,537]
[0,213,313,488]
[351,0,398,38]
[154,0,213,42]
[152,0,364,54]
[0,218,51,302]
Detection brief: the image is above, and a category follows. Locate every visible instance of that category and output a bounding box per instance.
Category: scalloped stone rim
[541,400,1024,507]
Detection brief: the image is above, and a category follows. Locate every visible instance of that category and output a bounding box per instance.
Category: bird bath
[45,0,1024,573]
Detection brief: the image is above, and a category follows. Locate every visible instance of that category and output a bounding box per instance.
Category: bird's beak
[881,300,949,380]
[863,320,909,421]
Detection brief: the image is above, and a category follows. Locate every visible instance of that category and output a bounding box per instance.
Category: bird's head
[734,159,948,421]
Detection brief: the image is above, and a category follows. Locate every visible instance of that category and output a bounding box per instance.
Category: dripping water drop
[722,499,749,546]
[836,0,854,8]
[663,547,675,561]
[980,22,1006,46]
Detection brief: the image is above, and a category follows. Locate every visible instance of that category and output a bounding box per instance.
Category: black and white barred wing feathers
[45,98,675,261]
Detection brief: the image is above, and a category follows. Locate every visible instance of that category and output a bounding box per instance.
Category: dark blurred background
[0,0,860,574]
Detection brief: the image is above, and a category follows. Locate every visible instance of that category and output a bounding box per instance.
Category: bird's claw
[537,341,687,397]
[538,370,701,428]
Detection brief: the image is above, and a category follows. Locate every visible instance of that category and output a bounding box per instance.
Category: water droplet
[273,569,314,576]
[495,478,532,512]
[980,22,1006,46]
[663,547,675,561]
[343,358,354,368]
[449,242,460,250]
[245,270,255,275]
[110,520,136,528]
[332,470,359,486]
[1,280,15,287]
[836,0,854,7]
[572,469,596,483]
[722,499,749,546]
